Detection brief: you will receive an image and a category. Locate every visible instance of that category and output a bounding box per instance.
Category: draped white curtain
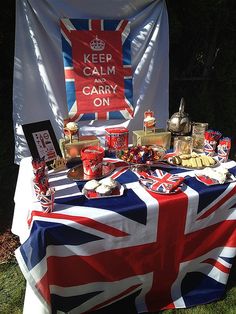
[13,0,169,164]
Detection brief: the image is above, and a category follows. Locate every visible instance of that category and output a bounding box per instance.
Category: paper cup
[217,137,231,162]
[39,188,55,213]
[81,146,104,178]
[204,139,217,156]
[33,182,41,199]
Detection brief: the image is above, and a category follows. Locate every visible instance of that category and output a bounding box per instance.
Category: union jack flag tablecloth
[15,159,236,313]
[60,19,133,121]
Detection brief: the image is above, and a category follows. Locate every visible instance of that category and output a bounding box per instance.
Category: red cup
[81,146,104,178]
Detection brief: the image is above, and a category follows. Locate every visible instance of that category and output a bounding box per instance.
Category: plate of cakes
[82,177,124,199]
[167,152,219,169]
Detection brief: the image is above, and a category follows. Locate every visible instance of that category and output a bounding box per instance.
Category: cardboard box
[132,129,171,149]
[59,135,100,159]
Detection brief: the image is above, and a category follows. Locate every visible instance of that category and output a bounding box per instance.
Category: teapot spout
[179,97,185,114]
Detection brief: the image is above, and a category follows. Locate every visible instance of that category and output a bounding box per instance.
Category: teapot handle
[179,97,185,114]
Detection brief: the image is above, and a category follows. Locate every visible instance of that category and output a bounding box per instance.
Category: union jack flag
[60,19,133,121]
[15,160,236,313]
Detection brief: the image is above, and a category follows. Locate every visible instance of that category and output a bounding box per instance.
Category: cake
[199,166,229,184]
[99,177,117,189]
[95,184,112,196]
[83,179,100,191]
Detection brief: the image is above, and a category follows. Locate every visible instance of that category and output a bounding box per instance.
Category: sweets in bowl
[117,145,166,164]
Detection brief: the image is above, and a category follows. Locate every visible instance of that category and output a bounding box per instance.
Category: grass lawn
[0,261,25,314]
[0,256,235,314]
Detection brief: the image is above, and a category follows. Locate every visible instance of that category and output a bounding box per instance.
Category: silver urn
[167,98,191,135]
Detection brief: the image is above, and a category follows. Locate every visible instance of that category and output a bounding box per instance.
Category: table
[12,157,236,314]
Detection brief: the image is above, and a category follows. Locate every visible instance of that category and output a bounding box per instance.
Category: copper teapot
[167,98,191,135]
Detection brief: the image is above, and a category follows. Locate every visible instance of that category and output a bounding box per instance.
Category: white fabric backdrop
[13,0,169,164]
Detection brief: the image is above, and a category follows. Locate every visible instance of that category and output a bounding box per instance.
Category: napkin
[139,170,184,193]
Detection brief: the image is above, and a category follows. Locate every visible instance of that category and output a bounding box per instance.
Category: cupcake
[95,184,112,196]
[66,122,78,134]
[83,179,100,191]
[99,177,117,189]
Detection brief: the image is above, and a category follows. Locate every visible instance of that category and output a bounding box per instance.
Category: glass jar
[192,122,208,152]
[173,136,193,155]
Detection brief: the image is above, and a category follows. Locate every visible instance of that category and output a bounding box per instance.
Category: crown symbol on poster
[90,36,105,51]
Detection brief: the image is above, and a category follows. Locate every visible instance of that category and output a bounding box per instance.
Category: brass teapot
[167,98,191,135]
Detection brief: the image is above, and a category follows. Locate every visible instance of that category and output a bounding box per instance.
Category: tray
[167,156,219,170]
[82,183,124,199]
[67,162,115,181]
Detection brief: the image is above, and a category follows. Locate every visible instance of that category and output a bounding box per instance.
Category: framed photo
[22,120,61,164]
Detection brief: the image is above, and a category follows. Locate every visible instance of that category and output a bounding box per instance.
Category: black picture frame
[22,120,62,164]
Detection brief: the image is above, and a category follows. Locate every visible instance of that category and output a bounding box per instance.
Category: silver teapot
[167,98,191,135]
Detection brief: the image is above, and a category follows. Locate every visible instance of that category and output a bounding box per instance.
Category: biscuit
[200,155,210,166]
[195,157,203,168]
[179,154,191,160]
[172,156,181,165]
[190,157,197,168]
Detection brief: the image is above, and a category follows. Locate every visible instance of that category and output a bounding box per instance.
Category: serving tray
[67,162,115,181]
